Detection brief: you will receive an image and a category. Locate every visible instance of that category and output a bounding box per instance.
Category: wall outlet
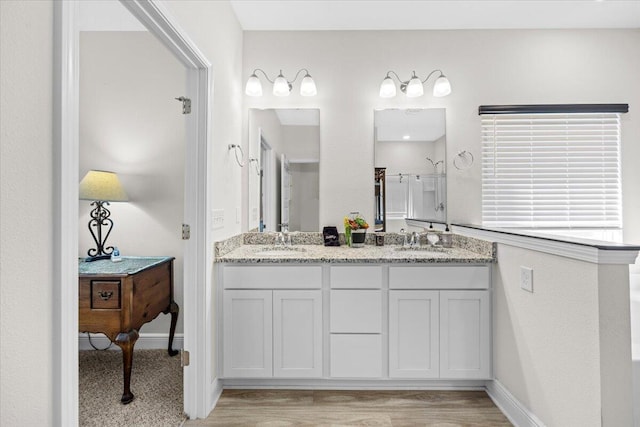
[520,266,533,293]
[212,209,224,230]
[251,207,258,222]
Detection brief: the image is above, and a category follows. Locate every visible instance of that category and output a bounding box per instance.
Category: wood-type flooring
[185,389,513,426]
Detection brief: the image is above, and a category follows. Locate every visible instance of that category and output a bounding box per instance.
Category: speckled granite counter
[215,232,495,264]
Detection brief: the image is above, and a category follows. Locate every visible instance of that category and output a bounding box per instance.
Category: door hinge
[181,349,190,367]
[175,96,191,114]
[182,224,190,240]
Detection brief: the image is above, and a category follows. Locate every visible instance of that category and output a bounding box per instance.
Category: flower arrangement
[344,213,369,247]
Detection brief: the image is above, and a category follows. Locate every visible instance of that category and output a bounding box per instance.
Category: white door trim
[53,1,214,424]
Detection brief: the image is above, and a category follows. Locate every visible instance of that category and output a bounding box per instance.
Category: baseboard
[486,380,546,427]
[209,378,223,413]
[78,332,184,351]
[221,378,488,390]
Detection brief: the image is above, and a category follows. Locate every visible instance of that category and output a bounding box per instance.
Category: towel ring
[228,144,245,167]
[453,150,474,170]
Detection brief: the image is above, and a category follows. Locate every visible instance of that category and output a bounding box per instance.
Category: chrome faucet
[409,231,421,248]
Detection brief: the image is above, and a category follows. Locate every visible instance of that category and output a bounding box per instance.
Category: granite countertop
[215,244,494,264]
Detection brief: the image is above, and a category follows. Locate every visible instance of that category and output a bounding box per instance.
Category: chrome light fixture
[245,68,317,97]
[379,70,451,98]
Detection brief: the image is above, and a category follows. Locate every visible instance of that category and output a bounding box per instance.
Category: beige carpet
[79,349,185,427]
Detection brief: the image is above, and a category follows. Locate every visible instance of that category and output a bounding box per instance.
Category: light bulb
[379,76,396,98]
[300,74,317,96]
[245,74,262,97]
[433,75,452,97]
[273,72,290,97]
[406,75,424,97]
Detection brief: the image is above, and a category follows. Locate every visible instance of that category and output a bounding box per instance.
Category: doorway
[54,1,214,424]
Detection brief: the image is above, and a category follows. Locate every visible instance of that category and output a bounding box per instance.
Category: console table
[79,256,179,404]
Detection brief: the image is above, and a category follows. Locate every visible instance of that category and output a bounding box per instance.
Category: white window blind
[481,113,621,228]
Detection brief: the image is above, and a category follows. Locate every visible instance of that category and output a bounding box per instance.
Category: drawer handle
[98,291,113,301]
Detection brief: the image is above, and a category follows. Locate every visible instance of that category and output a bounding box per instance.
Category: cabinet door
[273,290,322,378]
[389,290,440,378]
[223,290,273,378]
[440,290,491,379]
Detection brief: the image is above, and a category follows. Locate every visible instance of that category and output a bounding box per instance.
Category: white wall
[242,29,640,246]
[79,31,186,334]
[0,1,54,424]
[164,0,245,243]
[493,244,633,426]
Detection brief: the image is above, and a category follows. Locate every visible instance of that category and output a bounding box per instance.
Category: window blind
[481,113,621,228]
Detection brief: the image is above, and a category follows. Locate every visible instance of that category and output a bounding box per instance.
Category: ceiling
[375,109,446,142]
[230,0,640,31]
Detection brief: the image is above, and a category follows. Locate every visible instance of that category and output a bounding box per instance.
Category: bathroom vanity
[215,235,495,387]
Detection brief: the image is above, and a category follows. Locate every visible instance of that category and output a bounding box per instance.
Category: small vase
[351,229,366,248]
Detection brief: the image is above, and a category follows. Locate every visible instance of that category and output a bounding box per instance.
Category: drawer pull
[98,291,113,301]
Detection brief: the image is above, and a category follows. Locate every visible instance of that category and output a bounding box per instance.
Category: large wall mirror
[374,108,447,232]
[248,109,320,232]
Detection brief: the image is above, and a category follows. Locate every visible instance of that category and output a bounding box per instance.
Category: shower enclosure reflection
[248,109,320,232]
[374,109,447,232]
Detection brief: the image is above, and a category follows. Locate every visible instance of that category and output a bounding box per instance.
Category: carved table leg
[115,329,139,404]
[165,301,180,357]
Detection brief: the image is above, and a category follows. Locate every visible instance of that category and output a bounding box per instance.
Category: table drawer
[91,280,121,309]
[389,266,489,290]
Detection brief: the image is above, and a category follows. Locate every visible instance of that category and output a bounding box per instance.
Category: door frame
[53,1,214,424]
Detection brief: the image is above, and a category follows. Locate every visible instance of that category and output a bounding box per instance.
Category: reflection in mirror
[374,109,446,232]
[248,109,320,232]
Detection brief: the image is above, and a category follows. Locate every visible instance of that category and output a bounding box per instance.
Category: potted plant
[344,213,369,248]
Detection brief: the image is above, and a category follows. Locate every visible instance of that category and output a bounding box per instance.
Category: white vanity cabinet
[222,266,323,379]
[388,265,491,380]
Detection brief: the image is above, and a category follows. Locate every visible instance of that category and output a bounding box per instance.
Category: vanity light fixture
[245,68,317,97]
[379,70,451,98]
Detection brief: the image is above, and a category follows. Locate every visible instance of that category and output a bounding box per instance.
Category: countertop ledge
[215,244,494,264]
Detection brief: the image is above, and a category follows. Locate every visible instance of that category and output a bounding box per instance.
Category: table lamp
[79,170,128,261]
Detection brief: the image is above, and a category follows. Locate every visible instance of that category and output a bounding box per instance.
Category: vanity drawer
[389,266,489,290]
[330,265,383,289]
[223,265,322,289]
[330,290,382,333]
[90,280,121,309]
[330,334,382,378]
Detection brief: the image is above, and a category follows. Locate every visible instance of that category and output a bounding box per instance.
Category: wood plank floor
[185,390,513,426]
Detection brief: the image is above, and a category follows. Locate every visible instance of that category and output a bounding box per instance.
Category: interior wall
[79,31,186,334]
[493,246,600,425]
[242,29,640,247]
[163,0,244,243]
[0,1,54,424]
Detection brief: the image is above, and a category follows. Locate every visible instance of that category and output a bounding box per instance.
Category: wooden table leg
[165,301,179,357]
[115,329,139,404]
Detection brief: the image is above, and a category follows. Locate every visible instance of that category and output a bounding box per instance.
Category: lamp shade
[433,75,452,97]
[79,170,128,202]
[245,74,263,96]
[406,76,424,97]
[273,73,290,96]
[300,74,317,96]
[379,76,396,98]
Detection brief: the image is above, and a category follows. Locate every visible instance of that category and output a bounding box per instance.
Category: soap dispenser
[441,225,453,248]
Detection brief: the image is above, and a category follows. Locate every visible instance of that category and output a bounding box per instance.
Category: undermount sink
[253,247,307,256]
